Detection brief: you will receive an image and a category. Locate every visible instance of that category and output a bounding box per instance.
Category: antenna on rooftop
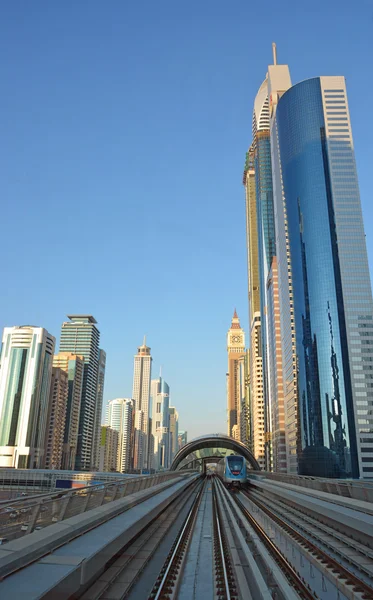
[272,42,277,65]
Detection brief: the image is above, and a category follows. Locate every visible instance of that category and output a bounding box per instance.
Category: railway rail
[75,473,373,599]
[150,476,236,600]
[232,491,317,600]
[81,477,202,600]
[241,488,373,600]
[248,488,373,584]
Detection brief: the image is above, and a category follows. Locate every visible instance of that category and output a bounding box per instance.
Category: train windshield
[227,456,243,473]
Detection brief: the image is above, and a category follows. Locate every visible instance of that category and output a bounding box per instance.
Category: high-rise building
[106,398,134,472]
[0,326,55,469]
[250,45,373,478]
[133,409,145,471]
[132,337,152,469]
[238,350,250,447]
[269,65,373,478]
[168,406,179,465]
[243,146,267,469]
[178,430,187,449]
[99,425,119,472]
[59,315,100,471]
[92,349,106,470]
[226,311,246,442]
[151,377,170,470]
[53,353,84,470]
[267,257,287,472]
[244,47,295,472]
[44,367,68,470]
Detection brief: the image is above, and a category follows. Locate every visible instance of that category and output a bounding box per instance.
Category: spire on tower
[143,334,146,346]
[272,42,277,65]
[230,309,241,329]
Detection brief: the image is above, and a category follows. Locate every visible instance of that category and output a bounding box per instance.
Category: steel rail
[212,480,232,600]
[152,478,206,600]
[233,493,315,600]
[249,487,373,577]
[242,490,373,600]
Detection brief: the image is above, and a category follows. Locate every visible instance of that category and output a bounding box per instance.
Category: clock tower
[226,310,246,439]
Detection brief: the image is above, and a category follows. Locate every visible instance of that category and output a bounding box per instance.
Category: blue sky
[1,1,372,440]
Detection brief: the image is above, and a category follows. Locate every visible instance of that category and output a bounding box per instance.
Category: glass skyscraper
[59,315,100,471]
[271,73,373,478]
[151,376,170,470]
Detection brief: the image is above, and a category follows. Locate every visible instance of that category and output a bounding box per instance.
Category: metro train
[216,455,246,488]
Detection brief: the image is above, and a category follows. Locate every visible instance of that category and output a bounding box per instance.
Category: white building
[106,398,134,472]
[0,326,55,469]
[132,337,152,469]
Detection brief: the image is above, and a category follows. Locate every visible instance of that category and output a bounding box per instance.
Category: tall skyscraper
[244,146,267,469]
[44,367,68,470]
[168,406,179,464]
[244,49,293,472]
[92,349,106,470]
[106,398,134,472]
[0,326,55,469]
[226,311,246,441]
[53,353,84,470]
[151,377,170,470]
[59,315,100,471]
[268,65,373,478]
[132,337,152,469]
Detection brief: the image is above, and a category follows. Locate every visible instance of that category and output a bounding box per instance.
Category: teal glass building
[275,77,373,478]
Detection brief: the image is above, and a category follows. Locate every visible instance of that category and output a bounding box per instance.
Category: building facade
[226,311,246,441]
[92,349,106,470]
[0,326,55,469]
[267,55,298,473]
[53,353,84,471]
[133,410,145,471]
[99,425,119,472]
[59,315,100,471]
[132,337,152,469]
[238,350,250,447]
[243,146,266,468]
[151,377,170,470]
[271,74,373,478]
[267,257,287,471]
[168,406,179,465]
[178,430,187,449]
[44,367,68,470]
[106,398,134,472]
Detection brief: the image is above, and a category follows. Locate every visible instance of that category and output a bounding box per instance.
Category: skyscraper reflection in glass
[273,76,373,478]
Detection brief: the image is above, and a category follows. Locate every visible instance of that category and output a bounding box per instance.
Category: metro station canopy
[170,433,261,471]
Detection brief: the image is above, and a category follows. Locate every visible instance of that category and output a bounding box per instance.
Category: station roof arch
[170,433,261,471]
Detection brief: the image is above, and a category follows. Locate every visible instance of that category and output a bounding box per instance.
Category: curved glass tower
[274,77,373,478]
